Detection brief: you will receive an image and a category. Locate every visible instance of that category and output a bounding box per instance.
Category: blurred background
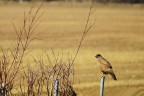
[0,0,144,3]
[0,0,144,96]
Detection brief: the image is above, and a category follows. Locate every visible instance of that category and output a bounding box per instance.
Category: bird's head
[95,54,101,58]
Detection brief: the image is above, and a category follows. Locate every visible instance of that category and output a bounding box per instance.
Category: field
[0,2,144,96]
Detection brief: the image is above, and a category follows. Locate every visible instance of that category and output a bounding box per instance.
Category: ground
[0,2,144,96]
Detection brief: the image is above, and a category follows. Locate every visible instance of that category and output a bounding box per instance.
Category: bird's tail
[110,71,117,80]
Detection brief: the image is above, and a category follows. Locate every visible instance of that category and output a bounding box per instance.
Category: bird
[95,54,117,80]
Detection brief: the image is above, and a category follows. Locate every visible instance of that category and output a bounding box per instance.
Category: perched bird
[95,54,117,80]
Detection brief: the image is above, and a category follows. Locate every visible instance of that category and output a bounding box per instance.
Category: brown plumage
[95,54,117,80]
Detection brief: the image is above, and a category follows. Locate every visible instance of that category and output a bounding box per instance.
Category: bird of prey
[95,54,117,80]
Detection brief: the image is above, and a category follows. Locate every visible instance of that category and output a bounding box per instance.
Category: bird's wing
[100,58,112,69]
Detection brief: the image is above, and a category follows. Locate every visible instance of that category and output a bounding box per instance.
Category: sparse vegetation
[0,1,96,96]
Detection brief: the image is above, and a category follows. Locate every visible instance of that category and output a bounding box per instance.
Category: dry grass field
[0,2,144,96]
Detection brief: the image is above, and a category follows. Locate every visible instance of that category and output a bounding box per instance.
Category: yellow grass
[0,2,144,96]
